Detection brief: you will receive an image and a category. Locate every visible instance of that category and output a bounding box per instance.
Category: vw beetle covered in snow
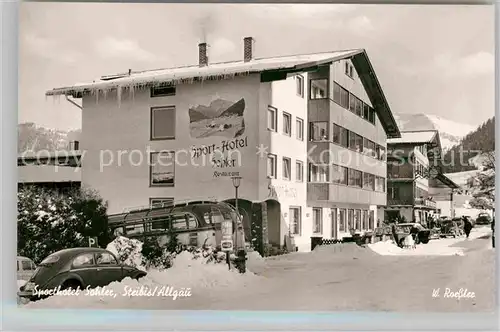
[18,247,146,301]
[108,200,248,253]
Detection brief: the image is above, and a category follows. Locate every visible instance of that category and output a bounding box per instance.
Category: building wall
[306,61,388,239]
[259,74,311,251]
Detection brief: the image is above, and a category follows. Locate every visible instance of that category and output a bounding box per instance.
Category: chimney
[69,140,80,151]
[199,42,208,67]
[243,37,254,62]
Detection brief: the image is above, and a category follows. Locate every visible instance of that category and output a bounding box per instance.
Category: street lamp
[231,176,246,273]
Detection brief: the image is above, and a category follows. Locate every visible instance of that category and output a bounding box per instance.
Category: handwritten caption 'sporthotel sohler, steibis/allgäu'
[432,288,476,300]
[32,285,192,300]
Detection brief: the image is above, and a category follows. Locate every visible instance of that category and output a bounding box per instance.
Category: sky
[19,3,494,131]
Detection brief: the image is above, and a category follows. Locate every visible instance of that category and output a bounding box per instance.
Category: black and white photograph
[16,2,495,313]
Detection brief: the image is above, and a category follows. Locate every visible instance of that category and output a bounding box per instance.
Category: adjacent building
[17,141,82,194]
[46,37,401,252]
[382,130,459,225]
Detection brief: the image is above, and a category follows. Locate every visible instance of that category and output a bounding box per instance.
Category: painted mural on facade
[188,97,246,139]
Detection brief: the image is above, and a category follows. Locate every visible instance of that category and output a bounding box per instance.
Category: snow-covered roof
[45,48,401,138]
[387,130,438,145]
[18,165,81,183]
[18,150,82,160]
[46,50,362,96]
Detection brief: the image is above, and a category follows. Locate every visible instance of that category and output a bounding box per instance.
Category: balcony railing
[387,197,437,208]
[387,164,414,179]
[415,198,437,208]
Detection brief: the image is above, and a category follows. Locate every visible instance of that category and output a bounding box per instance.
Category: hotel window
[309,164,329,182]
[363,173,375,191]
[349,65,354,78]
[296,118,304,141]
[348,131,357,150]
[331,164,348,186]
[339,209,346,232]
[296,160,304,182]
[282,157,291,181]
[369,210,375,230]
[362,210,369,230]
[339,85,349,109]
[312,208,323,234]
[309,122,329,141]
[150,151,175,187]
[349,93,356,113]
[340,127,349,148]
[376,176,386,192]
[363,139,376,158]
[377,145,386,161]
[296,75,304,98]
[363,104,370,120]
[283,112,292,136]
[267,154,277,178]
[310,79,328,99]
[369,109,376,124]
[150,198,174,208]
[150,85,176,98]
[355,97,363,117]
[347,209,354,231]
[289,207,302,235]
[355,133,363,153]
[345,62,350,76]
[268,106,277,131]
[348,169,362,188]
[332,124,341,144]
[151,106,176,140]
[355,210,361,231]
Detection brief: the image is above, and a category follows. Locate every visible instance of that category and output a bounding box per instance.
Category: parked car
[396,223,431,245]
[18,247,147,301]
[476,213,492,225]
[17,256,37,282]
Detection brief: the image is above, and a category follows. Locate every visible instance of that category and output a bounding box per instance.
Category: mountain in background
[393,113,476,151]
[18,122,81,153]
[188,98,234,123]
[440,117,495,174]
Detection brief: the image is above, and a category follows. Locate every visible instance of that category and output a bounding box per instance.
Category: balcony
[387,197,437,209]
[307,183,386,206]
[415,197,437,209]
[387,163,414,180]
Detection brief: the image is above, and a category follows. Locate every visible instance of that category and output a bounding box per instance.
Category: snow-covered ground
[19,228,495,311]
[368,226,492,257]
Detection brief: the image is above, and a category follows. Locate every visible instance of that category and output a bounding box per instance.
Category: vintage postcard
[17,3,495,312]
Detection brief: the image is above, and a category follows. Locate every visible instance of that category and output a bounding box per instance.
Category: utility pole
[450,189,454,218]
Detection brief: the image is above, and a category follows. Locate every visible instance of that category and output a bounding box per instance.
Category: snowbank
[368,227,492,257]
[106,236,145,271]
[369,239,465,256]
[23,237,263,309]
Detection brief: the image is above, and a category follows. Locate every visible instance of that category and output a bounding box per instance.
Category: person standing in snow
[391,223,400,248]
[492,217,495,248]
[463,216,473,239]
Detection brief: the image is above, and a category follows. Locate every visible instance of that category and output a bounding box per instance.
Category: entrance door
[331,208,338,239]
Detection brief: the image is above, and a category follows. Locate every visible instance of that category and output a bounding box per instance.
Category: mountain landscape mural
[188,97,246,139]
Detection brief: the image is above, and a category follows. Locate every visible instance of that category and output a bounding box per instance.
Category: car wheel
[61,280,82,291]
[421,238,429,244]
[414,236,421,245]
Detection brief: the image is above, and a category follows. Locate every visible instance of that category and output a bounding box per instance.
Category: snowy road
[23,227,495,312]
